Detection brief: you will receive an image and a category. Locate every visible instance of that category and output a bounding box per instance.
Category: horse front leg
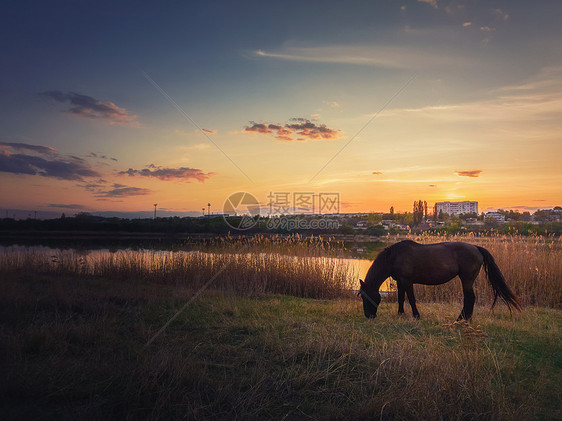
[406,284,420,319]
[397,282,405,315]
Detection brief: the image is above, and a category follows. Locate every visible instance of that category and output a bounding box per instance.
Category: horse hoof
[413,314,421,319]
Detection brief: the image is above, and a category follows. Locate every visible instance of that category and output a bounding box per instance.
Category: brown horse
[358,240,521,320]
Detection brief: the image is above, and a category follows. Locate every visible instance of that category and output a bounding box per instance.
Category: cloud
[493,8,509,21]
[372,171,383,175]
[252,44,470,69]
[428,184,437,187]
[95,187,152,198]
[380,67,562,124]
[48,204,88,209]
[244,122,273,135]
[119,165,215,182]
[86,151,119,162]
[245,119,341,141]
[480,26,495,32]
[455,170,482,178]
[79,180,107,192]
[324,101,340,108]
[417,0,438,9]
[0,142,56,155]
[462,22,472,27]
[202,128,217,134]
[0,142,101,181]
[40,91,138,126]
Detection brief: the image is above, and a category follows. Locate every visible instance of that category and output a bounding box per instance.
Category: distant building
[435,201,478,216]
[485,212,505,222]
[355,221,368,229]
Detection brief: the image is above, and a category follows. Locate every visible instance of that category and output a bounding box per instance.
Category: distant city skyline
[1,1,561,214]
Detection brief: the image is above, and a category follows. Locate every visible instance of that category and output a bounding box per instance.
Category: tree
[366,224,386,236]
[413,200,425,226]
[389,206,394,218]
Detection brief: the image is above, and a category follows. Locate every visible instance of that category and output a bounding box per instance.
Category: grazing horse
[358,240,521,320]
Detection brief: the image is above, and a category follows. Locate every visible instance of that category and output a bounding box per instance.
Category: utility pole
[153,203,157,219]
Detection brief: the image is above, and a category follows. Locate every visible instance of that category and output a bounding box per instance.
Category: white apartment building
[435,201,478,216]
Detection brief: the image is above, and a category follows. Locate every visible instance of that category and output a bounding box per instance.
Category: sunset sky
[1,0,561,217]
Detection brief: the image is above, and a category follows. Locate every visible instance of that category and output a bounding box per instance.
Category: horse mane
[364,246,392,286]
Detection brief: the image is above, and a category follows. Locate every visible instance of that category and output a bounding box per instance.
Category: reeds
[0,247,355,299]
[1,233,560,307]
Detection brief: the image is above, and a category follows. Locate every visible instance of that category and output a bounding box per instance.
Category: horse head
[358,279,381,318]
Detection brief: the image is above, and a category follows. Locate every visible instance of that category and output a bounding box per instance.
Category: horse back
[389,241,482,284]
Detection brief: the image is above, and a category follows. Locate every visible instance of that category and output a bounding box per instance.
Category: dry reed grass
[0,244,354,300]
[0,233,560,307]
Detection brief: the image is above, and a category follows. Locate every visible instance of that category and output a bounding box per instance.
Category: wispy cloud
[40,91,138,126]
[0,142,101,181]
[252,44,470,69]
[417,0,438,9]
[48,203,88,209]
[324,101,340,108]
[0,142,56,155]
[381,70,562,124]
[86,151,119,162]
[201,128,217,134]
[372,171,383,175]
[119,165,215,182]
[493,8,509,21]
[456,170,482,177]
[95,186,152,198]
[245,118,341,141]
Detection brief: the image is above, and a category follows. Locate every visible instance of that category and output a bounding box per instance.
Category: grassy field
[1,272,561,420]
[1,234,561,419]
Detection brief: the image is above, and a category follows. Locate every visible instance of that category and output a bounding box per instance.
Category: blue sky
[1,0,561,216]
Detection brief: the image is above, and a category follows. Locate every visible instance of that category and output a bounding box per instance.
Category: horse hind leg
[397,282,406,315]
[406,284,420,319]
[457,272,478,321]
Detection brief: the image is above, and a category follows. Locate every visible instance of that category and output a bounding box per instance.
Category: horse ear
[359,279,364,286]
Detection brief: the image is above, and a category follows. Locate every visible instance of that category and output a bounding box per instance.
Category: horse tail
[477,246,521,312]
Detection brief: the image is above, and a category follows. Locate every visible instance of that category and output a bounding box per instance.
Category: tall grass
[0,248,355,299]
[1,233,560,307]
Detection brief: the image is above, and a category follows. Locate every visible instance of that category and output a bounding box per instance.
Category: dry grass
[1,233,560,308]
[0,272,560,420]
[0,241,354,300]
